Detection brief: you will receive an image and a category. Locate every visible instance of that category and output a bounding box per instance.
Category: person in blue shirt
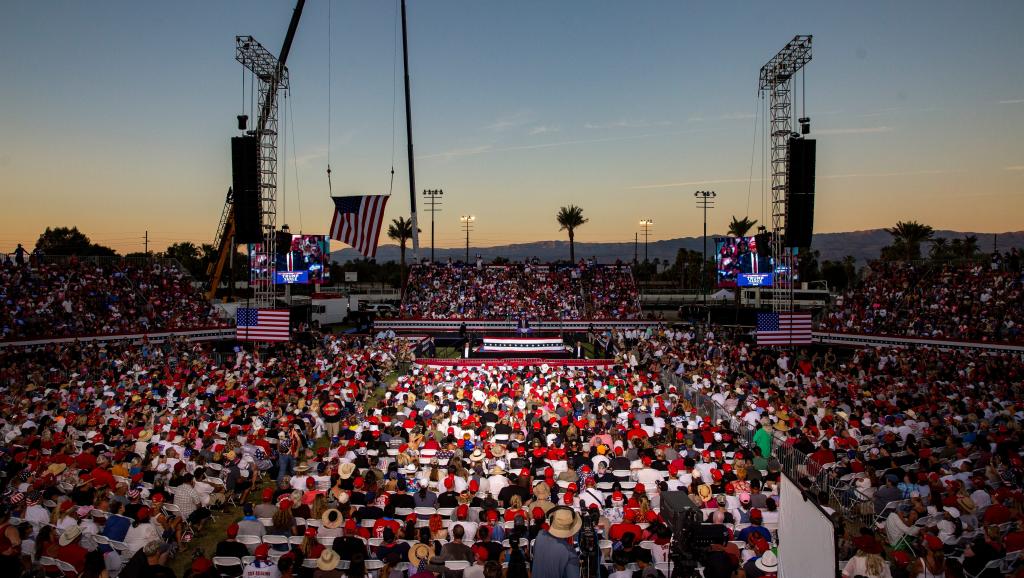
[736,509,772,544]
[531,508,581,578]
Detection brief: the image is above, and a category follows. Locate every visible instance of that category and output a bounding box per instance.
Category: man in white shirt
[884,508,921,547]
[124,510,163,557]
[487,464,510,499]
[579,479,605,510]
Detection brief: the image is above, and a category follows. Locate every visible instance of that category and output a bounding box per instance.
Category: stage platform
[478,336,568,353]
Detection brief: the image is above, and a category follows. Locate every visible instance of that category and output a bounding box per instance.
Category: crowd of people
[820,258,1024,344]
[399,263,641,320]
[0,257,221,340]
[3,250,1024,578]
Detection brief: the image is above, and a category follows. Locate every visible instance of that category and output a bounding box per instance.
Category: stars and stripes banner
[756,312,812,345]
[329,195,389,259]
[236,308,291,342]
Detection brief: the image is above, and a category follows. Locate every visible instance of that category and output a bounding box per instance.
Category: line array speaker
[785,137,816,248]
[232,136,263,244]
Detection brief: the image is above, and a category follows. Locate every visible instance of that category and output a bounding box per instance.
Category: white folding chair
[236,534,262,553]
[212,556,243,575]
[262,534,290,551]
[444,560,470,570]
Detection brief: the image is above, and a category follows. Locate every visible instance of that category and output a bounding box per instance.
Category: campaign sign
[275,270,309,284]
[738,273,774,287]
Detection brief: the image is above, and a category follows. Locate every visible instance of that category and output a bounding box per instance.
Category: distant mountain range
[331,229,1024,265]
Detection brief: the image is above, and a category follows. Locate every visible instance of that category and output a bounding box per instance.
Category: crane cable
[388,0,399,196]
[326,0,333,197]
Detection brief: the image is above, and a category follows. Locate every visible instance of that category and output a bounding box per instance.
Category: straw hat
[409,543,432,567]
[490,445,507,458]
[697,484,713,501]
[470,449,485,463]
[58,526,82,547]
[317,549,340,571]
[338,463,356,480]
[47,463,67,476]
[490,463,506,475]
[547,507,583,539]
[322,509,343,529]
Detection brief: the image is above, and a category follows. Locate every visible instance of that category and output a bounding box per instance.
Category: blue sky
[1,0,1022,254]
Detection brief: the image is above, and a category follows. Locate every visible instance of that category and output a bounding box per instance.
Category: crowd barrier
[375,319,659,332]
[813,331,1024,352]
[0,326,235,349]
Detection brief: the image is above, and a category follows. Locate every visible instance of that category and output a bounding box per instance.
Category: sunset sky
[1,1,1022,255]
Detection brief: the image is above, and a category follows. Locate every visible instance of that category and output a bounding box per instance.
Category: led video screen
[715,236,774,288]
[249,234,330,284]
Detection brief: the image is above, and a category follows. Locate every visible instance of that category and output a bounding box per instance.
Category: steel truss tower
[236,35,288,309]
[759,35,811,312]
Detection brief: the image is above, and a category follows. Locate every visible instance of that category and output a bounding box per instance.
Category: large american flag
[236,308,291,342]
[329,195,389,259]
[756,312,812,345]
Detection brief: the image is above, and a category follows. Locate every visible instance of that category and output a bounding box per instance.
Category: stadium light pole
[639,219,654,264]
[460,215,475,263]
[694,191,716,305]
[423,189,443,262]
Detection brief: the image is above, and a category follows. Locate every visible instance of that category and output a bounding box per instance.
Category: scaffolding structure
[759,35,812,312]
[236,35,289,309]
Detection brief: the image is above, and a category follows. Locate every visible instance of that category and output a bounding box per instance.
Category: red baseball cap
[457,504,469,519]
[262,488,274,501]
[254,544,270,559]
[226,523,239,538]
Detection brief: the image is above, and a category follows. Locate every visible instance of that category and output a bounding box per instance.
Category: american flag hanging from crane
[329,195,389,259]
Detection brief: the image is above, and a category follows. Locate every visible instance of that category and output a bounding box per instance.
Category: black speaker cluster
[785,137,816,248]
[231,136,263,244]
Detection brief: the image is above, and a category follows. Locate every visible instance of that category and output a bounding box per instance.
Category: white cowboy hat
[755,551,778,572]
[59,526,82,547]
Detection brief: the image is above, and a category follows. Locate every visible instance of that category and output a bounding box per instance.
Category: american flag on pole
[329,195,389,259]
[756,312,812,346]
[236,308,291,342]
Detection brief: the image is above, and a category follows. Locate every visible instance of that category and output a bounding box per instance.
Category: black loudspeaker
[659,491,700,529]
[276,230,293,257]
[785,137,816,248]
[232,136,263,244]
[755,232,773,257]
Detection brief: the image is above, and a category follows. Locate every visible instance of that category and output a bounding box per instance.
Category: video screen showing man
[715,237,773,288]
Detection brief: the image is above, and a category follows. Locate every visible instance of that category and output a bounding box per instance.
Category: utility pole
[639,219,654,263]
[634,232,638,263]
[144,231,149,255]
[694,190,716,305]
[460,215,475,263]
[423,189,443,262]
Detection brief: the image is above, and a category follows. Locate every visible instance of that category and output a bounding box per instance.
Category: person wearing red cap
[243,543,281,578]
[215,523,250,560]
[736,509,771,544]
[254,487,278,519]
[123,506,161,558]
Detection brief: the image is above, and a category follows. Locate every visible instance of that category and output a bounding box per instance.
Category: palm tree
[387,217,415,289]
[929,238,949,260]
[960,235,979,259]
[556,205,588,263]
[727,216,758,238]
[884,220,934,261]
